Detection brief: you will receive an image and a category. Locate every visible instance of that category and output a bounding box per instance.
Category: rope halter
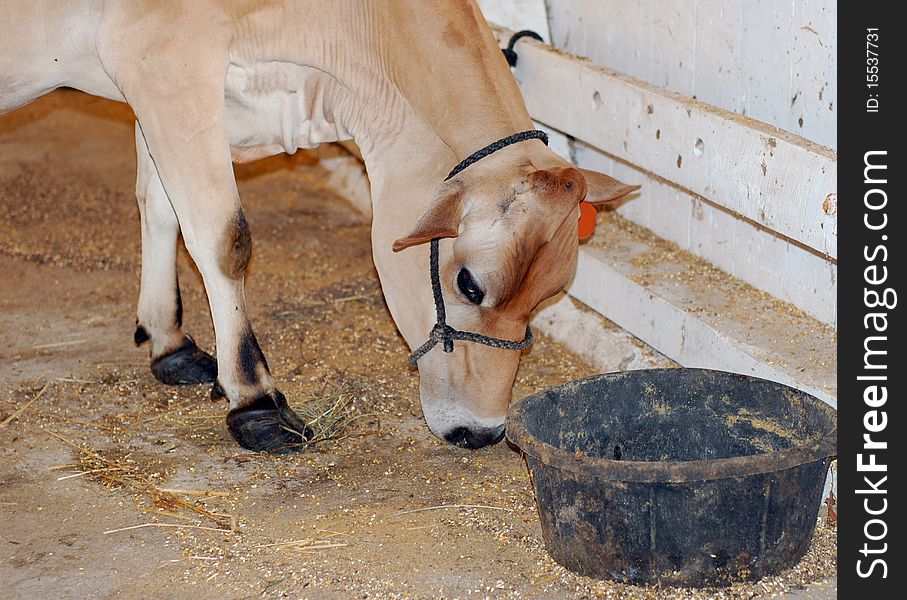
[407,130,548,366]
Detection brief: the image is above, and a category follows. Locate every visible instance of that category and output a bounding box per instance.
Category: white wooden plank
[689,196,737,276]
[492,26,837,258]
[570,137,836,326]
[617,159,694,251]
[570,251,836,407]
[531,295,674,372]
[780,235,838,327]
[532,120,572,161]
[570,222,837,406]
[735,209,838,328]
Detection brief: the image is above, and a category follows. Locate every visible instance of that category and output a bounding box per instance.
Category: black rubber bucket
[506,368,836,587]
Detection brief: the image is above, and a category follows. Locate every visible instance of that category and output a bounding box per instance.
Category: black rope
[445,130,548,181]
[501,30,545,67]
[408,239,534,366]
[408,130,547,366]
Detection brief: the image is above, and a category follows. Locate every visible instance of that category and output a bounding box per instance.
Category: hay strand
[48,431,233,529]
[103,522,233,535]
[31,339,88,350]
[289,379,379,447]
[158,488,230,497]
[253,538,348,551]
[392,504,514,517]
[0,382,51,429]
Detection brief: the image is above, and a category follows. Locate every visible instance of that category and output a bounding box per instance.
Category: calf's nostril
[445,427,471,448]
[444,426,505,449]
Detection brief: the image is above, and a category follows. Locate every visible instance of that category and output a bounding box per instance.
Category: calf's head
[393,157,637,448]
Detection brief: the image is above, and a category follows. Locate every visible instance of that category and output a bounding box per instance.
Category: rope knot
[430,323,457,353]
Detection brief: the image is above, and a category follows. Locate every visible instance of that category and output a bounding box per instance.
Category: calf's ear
[393,181,466,252]
[580,168,641,208]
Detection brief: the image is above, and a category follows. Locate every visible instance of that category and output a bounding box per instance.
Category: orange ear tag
[578,201,597,240]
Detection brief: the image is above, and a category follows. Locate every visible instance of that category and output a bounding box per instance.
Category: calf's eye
[457,268,485,305]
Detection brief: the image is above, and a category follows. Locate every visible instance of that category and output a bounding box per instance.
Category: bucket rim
[505,368,837,483]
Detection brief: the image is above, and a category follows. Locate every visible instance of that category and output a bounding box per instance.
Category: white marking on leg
[134,123,186,358]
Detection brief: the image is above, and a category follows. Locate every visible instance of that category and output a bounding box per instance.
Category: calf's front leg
[133,123,217,386]
[124,100,309,452]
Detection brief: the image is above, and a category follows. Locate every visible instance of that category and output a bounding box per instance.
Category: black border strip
[839,3,904,596]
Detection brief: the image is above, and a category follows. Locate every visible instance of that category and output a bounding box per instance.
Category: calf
[0,0,637,451]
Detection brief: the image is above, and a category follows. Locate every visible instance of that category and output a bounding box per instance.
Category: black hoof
[226,391,313,453]
[150,336,218,386]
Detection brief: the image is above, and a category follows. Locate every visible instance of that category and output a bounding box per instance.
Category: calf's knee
[219,210,253,279]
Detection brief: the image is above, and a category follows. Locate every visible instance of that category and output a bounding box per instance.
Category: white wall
[545,0,836,149]
[475,0,551,41]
